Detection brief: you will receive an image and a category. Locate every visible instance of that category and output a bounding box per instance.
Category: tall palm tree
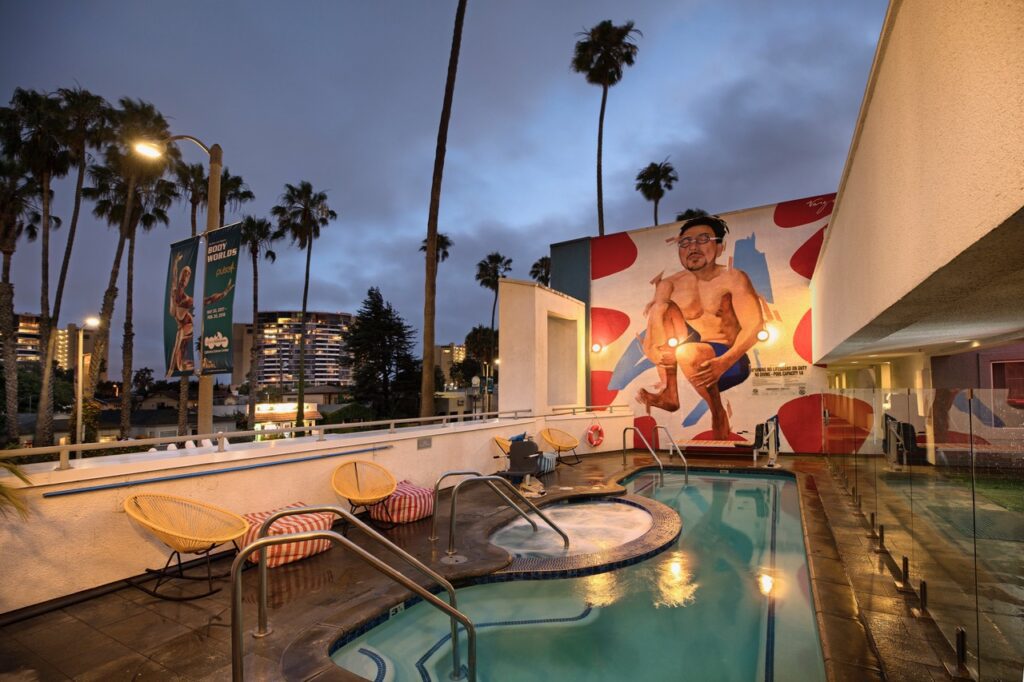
[635,159,678,225]
[218,168,254,225]
[475,251,512,363]
[239,215,278,429]
[82,99,178,430]
[421,0,470,418]
[8,88,70,446]
[571,20,640,237]
[0,153,38,442]
[271,181,335,429]
[172,160,207,435]
[529,255,551,286]
[419,231,453,263]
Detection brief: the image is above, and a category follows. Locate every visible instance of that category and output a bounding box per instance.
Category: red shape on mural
[778,394,824,453]
[590,371,618,409]
[777,393,875,455]
[789,225,826,279]
[633,415,660,450]
[692,430,747,441]
[591,233,638,280]
[793,309,813,364]
[773,193,835,228]
[591,307,631,347]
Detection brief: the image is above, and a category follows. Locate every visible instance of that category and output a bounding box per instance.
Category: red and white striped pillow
[370,480,434,524]
[242,502,335,567]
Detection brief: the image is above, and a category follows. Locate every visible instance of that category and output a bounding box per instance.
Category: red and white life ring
[586,423,605,447]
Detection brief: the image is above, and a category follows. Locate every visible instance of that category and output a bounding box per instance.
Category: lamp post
[75,316,101,454]
[135,135,222,436]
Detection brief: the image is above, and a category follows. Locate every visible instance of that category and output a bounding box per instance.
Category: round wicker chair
[539,427,582,465]
[331,460,398,528]
[123,493,249,600]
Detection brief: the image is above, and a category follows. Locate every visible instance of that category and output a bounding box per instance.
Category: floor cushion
[369,480,434,524]
[538,452,557,474]
[243,502,334,567]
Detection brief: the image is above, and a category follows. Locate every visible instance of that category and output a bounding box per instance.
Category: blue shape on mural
[733,233,774,304]
[953,391,1004,428]
[609,333,656,390]
[683,401,709,427]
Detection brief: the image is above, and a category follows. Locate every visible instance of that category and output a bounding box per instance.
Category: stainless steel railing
[622,427,664,484]
[231,530,477,682]
[443,475,570,558]
[654,425,688,484]
[429,471,537,541]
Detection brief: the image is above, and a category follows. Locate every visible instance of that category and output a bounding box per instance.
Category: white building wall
[812,0,1024,361]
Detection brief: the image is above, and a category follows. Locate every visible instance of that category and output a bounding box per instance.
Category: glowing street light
[134,134,223,436]
[74,316,101,457]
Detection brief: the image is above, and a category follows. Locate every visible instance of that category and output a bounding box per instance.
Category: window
[991,360,1024,409]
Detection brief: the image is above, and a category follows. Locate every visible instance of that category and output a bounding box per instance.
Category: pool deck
[0,453,963,681]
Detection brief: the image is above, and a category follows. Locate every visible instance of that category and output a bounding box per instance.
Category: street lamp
[75,316,101,453]
[134,134,223,435]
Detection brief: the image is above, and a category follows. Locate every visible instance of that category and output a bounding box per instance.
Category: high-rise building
[14,313,41,362]
[255,311,354,389]
[12,315,106,378]
[434,343,466,386]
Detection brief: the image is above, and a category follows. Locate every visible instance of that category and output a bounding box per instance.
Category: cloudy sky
[1,0,887,374]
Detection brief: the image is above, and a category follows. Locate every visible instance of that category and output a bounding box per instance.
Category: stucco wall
[812,0,1024,360]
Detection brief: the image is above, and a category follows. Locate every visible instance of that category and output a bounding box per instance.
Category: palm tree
[0,153,38,442]
[419,232,453,263]
[172,160,208,434]
[529,256,551,286]
[8,88,71,446]
[421,0,469,419]
[239,216,278,429]
[82,99,178,431]
[571,20,640,237]
[218,168,254,225]
[271,181,336,429]
[475,252,512,363]
[635,159,678,225]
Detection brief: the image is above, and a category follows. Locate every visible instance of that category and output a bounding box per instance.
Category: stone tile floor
[0,453,984,681]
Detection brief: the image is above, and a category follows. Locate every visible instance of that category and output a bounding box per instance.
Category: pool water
[331,472,826,681]
[489,500,653,558]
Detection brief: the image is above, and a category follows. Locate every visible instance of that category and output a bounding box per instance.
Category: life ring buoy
[586,423,605,447]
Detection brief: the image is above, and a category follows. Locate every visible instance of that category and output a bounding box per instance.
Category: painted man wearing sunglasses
[638,215,763,439]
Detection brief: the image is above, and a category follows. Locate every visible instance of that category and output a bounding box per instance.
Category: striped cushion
[537,452,557,474]
[370,480,434,524]
[243,502,334,567]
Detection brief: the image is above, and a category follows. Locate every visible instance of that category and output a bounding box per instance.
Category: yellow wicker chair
[123,493,249,600]
[494,437,512,456]
[540,427,582,466]
[331,460,398,528]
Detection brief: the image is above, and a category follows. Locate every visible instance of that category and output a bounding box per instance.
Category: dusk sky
[1,1,887,375]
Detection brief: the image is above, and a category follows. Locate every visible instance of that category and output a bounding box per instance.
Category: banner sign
[200,223,241,375]
[163,236,200,378]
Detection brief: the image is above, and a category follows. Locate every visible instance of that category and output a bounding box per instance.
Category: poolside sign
[163,235,200,378]
[200,222,241,375]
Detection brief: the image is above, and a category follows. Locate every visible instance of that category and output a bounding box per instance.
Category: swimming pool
[331,471,825,681]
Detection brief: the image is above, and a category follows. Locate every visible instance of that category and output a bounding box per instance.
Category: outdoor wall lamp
[591,343,603,353]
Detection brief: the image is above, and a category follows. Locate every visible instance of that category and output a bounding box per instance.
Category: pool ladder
[430,471,570,562]
[622,427,665,484]
[230,504,478,682]
[654,425,689,485]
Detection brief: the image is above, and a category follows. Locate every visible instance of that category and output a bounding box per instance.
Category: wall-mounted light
[756,329,770,342]
[591,343,603,353]
[667,337,679,348]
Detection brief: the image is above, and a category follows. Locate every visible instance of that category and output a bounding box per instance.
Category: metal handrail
[446,475,570,557]
[654,425,688,485]
[231,531,476,682]
[622,427,664,484]
[550,404,632,416]
[429,470,536,541]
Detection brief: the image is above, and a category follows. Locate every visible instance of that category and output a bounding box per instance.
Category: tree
[132,367,154,398]
[464,325,496,365]
[529,255,551,286]
[676,208,709,222]
[419,231,453,263]
[635,159,677,225]
[421,0,470,419]
[345,288,417,419]
[572,20,640,237]
[475,252,511,362]
[82,98,178,439]
[449,357,481,388]
[239,215,278,428]
[0,151,37,443]
[7,88,71,446]
[271,181,335,429]
[218,167,254,225]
